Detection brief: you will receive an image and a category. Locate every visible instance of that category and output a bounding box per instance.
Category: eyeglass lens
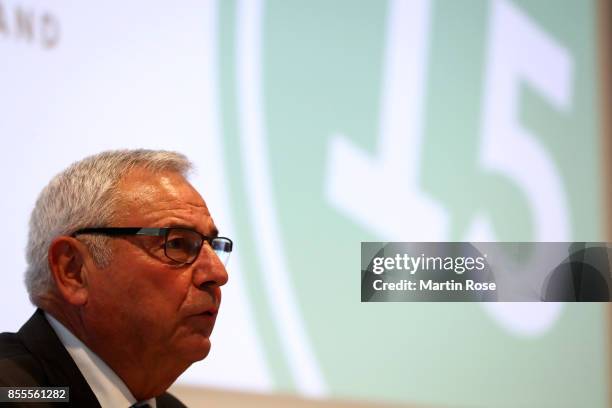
[165,229,231,265]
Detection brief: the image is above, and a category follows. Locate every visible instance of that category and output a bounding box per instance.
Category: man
[0,150,231,407]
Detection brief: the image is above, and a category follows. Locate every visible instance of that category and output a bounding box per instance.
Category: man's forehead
[115,168,212,221]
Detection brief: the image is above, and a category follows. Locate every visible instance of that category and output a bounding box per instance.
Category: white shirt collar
[45,312,156,408]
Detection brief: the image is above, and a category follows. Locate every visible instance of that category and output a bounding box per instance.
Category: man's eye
[167,238,189,250]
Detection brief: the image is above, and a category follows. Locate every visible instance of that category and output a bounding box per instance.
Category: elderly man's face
[82,168,228,370]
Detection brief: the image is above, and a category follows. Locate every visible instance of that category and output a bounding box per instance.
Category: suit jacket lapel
[17,309,101,407]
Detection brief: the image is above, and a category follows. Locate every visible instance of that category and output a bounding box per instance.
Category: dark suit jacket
[0,309,186,408]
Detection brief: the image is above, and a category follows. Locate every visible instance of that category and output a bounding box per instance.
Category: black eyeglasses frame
[71,227,233,265]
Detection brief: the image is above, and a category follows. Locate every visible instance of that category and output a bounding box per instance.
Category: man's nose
[192,243,229,289]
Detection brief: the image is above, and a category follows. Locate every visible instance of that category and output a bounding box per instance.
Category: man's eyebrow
[168,224,219,237]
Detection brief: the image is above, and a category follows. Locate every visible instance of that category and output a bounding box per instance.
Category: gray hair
[25,149,192,305]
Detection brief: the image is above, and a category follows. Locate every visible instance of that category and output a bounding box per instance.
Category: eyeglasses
[72,227,233,266]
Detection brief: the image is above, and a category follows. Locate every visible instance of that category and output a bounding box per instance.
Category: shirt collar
[45,312,156,408]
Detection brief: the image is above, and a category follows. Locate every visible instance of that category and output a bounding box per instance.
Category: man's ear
[48,237,91,306]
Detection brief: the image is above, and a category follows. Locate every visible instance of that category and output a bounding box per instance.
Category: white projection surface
[0,0,272,392]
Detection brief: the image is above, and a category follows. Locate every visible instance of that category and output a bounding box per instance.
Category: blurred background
[0,0,610,407]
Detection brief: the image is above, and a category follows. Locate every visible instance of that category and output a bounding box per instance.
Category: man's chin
[183,337,211,362]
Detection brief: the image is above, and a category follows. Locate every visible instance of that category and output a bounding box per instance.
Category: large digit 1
[325,0,449,241]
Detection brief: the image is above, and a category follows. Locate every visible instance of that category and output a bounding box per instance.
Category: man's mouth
[196,306,218,317]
